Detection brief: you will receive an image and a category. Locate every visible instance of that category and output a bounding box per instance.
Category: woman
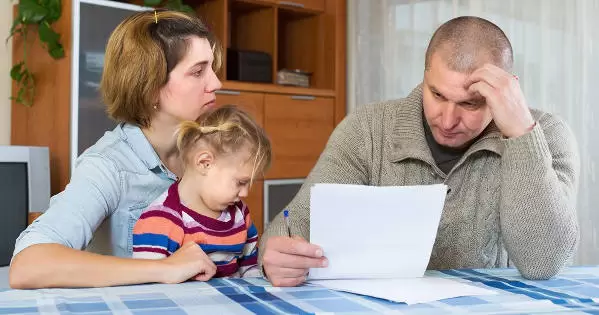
[9,10,223,289]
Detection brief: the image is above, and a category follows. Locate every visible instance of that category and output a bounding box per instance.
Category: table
[2,266,599,314]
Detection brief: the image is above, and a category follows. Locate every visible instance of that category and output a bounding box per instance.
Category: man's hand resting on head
[465,63,536,138]
[262,236,328,287]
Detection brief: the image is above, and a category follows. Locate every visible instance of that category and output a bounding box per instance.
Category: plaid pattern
[2,267,599,314]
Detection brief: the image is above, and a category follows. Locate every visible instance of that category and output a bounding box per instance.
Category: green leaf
[10,62,24,82]
[42,0,61,23]
[38,21,60,44]
[48,45,64,59]
[37,22,64,59]
[144,0,162,6]
[19,0,48,24]
[9,15,21,36]
[16,88,26,105]
[181,4,195,14]
[6,26,24,45]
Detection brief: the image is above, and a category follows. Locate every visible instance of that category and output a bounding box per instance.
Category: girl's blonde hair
[176,105,272,181]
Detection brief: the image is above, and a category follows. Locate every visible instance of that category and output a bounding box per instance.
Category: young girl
[132,104,271,279]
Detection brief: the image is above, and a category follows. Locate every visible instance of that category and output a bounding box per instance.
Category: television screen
[0,162,29,266]
[265,181,303,224]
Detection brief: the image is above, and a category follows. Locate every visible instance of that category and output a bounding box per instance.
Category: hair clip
[154,10,158,24]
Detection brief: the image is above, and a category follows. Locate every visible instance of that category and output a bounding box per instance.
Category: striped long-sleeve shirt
[132,182,259,278]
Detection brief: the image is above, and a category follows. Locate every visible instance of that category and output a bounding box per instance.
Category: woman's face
[157,36,222,122]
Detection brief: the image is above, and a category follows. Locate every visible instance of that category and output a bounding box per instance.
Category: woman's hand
[160,242,217,283]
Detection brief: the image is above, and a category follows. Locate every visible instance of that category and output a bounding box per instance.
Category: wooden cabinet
[213,90,334,180]
[264,94,334,179]
[243,179,264,236]
[215,90,265,126]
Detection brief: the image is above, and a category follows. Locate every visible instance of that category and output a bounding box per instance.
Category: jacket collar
[120,123,162,171]
[389,85,504,167]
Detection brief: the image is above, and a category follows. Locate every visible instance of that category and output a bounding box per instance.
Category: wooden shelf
[228,0,324,14]
[233,0,275,8]
[221,80,334,97]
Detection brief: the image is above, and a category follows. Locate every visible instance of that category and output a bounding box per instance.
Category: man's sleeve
[500,113,580,280]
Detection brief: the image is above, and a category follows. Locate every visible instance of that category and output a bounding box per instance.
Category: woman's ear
[193,150,214,174]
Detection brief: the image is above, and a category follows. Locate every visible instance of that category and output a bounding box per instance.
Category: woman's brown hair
[176,104,272,181]
[101,10,222,128]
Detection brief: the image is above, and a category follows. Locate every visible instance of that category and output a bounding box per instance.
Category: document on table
[308,277,497,305]
[306,183,497,304]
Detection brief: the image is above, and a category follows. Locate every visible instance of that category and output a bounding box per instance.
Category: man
[258,16,580,286]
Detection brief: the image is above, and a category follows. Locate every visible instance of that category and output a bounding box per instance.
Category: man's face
[422,54,493,149]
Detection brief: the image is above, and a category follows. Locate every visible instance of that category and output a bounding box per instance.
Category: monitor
[263,179,304,228]
[0,146,50,266]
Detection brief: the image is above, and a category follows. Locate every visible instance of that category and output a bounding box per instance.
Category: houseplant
[8,0,64,107]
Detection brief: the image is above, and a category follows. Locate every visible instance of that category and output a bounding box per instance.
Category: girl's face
[191,148,255,213]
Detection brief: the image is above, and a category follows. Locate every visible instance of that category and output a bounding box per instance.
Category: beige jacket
[259,86,580,280]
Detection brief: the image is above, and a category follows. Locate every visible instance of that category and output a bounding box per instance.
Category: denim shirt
[13,123,177,259]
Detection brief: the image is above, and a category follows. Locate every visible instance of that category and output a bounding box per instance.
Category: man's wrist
[506,121,537,139]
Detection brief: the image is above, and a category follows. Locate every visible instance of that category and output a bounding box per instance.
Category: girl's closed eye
[238,180,249,187]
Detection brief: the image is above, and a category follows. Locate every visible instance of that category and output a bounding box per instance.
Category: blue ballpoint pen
[283,209,292,237]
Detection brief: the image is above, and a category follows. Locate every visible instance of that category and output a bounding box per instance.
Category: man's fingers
[269,267,310,279]
[264,250,327,269]
[467,81,495,102]
[271,276,306,287]
[271,237,323,258]
[291,235,306,242]
[464,64,507,89]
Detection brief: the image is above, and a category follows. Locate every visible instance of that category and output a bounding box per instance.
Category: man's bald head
[425,16,513,73]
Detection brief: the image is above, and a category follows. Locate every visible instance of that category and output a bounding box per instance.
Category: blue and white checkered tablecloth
[2,267,599,314]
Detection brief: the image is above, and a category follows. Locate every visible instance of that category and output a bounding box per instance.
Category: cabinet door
[264,94,335,179]
[215,90,265,126]
[243,180,264,236]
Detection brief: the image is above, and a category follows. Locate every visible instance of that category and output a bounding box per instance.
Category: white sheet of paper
[308,277,497,305]
[308,183,447,280]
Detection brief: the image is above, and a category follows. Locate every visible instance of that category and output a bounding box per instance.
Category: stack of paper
[307,183,496,304]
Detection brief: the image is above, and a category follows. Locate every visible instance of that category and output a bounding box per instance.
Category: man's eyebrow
[459,96,485,105]
[430,86,446,98]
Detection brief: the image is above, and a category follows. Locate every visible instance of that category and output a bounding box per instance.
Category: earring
[153,103,159,111]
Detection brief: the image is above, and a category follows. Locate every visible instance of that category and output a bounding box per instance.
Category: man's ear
[193,150,214,173]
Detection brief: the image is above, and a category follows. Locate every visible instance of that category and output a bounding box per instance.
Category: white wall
[0,2,12,145]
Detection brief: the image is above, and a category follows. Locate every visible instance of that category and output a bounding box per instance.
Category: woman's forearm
[10,244,166,289]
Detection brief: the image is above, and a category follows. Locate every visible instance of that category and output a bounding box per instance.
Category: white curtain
[348,0,599,265]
